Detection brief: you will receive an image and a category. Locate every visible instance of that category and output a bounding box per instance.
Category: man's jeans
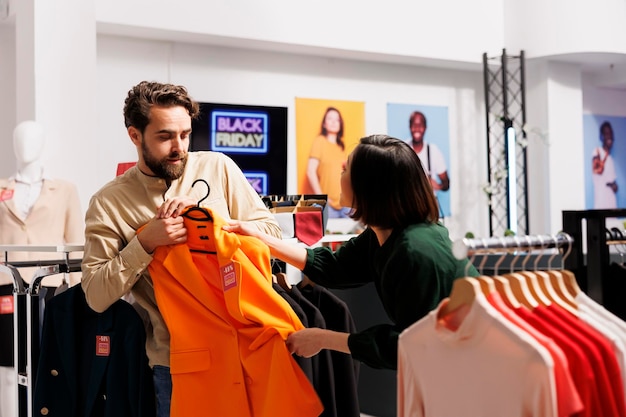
[153,365,172,417]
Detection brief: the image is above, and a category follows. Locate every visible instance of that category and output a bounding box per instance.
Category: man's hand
[138,216,187,254]
[156,196,197,219]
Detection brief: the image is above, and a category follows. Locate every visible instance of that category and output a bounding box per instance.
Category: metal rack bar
[452,232,573,260]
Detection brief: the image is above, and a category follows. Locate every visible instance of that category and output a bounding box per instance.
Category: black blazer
[33,285,155,417]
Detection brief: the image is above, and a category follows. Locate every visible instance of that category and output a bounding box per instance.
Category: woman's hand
[286,328,325,358]
[225,220,309,271]
[222,220,260,238]
[286,328,350,357]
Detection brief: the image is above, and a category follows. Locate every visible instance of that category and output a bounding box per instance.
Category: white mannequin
[13,120,45,180]
[12,120,46,219]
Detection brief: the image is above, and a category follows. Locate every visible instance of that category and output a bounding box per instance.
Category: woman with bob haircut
[224,134,477,370]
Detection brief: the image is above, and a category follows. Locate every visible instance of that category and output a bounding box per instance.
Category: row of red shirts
[398,271,626,417]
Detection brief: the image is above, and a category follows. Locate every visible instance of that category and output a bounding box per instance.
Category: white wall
[582,81,626,116]
[0,22,16,175]
[504,0,626,57]
[95,35,489,240]
[95,0,505,66]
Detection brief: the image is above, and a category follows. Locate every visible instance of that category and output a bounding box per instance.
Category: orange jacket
[147,207,323,417]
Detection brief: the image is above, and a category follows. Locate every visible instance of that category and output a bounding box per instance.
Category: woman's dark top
[303,222,478,369]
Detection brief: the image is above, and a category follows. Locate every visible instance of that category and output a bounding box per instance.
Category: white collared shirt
[11,170,47,220]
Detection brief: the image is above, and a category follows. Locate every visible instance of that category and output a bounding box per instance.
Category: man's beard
[142,141,188,181]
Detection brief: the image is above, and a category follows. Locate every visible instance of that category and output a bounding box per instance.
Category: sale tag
[0,189,14,202]
[96,335,110,356]
[221,262,237,291]
[0,296,14,314]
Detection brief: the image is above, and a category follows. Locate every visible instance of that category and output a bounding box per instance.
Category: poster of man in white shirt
[584,115,625,210]
[387,103,451,218]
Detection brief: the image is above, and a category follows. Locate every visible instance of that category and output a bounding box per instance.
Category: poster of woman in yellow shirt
[295,98,365,220]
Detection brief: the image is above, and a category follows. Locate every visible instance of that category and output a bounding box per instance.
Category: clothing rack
[562,209,626,305]
[0,244,83,417]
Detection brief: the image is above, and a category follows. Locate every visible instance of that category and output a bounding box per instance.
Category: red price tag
[0,296,14,314]
[221,262,237,291]
[0,189,14,202]
[96,335,110,356]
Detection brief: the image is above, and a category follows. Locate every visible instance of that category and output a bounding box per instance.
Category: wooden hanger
[475,275,496,296]
[542,240,578,310]
[490,274,522,309]
[520,236,578,315]
[489,236,539,310]
[274,272,292,291]
[501,271,541,309]
[516,270,552,307]
[482,242,522,309]
[557,233,583,298]
[472,248,496,297]
[297,274,315,289]
[545,270,578,308]
[514,236,554,308]
[531,270,578,315]
[438,277,481,318]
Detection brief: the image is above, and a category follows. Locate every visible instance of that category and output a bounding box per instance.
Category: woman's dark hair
[320,107,345,151]
[349,134,439,228]
[123,81,200,133]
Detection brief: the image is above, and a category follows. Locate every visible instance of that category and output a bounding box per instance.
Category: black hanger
[183,179,217,254]
[182,179,213,222]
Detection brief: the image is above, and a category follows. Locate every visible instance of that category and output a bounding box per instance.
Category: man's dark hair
[123,81,200,133]
[409,111,427,129]
[349,134,440,227]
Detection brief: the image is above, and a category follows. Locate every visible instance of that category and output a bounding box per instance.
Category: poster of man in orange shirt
[295,98,365,220]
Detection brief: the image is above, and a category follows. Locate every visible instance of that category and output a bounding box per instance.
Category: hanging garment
[272,282,314,382]
[484,291,583,417]
[576,290,626,401]
[147,207,323,417]
[0,177,84,287]
[282,284,337,417]
[398,285,557,417]
[299,284,361,417]
[538,305,626,417]
[33,284,155,417]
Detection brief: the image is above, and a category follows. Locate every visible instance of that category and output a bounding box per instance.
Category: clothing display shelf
[562,209,626,305]
[0,244,84,417]
[452,232,574,275]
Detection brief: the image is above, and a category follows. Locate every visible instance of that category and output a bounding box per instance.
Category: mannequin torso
[0,120,85,287]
